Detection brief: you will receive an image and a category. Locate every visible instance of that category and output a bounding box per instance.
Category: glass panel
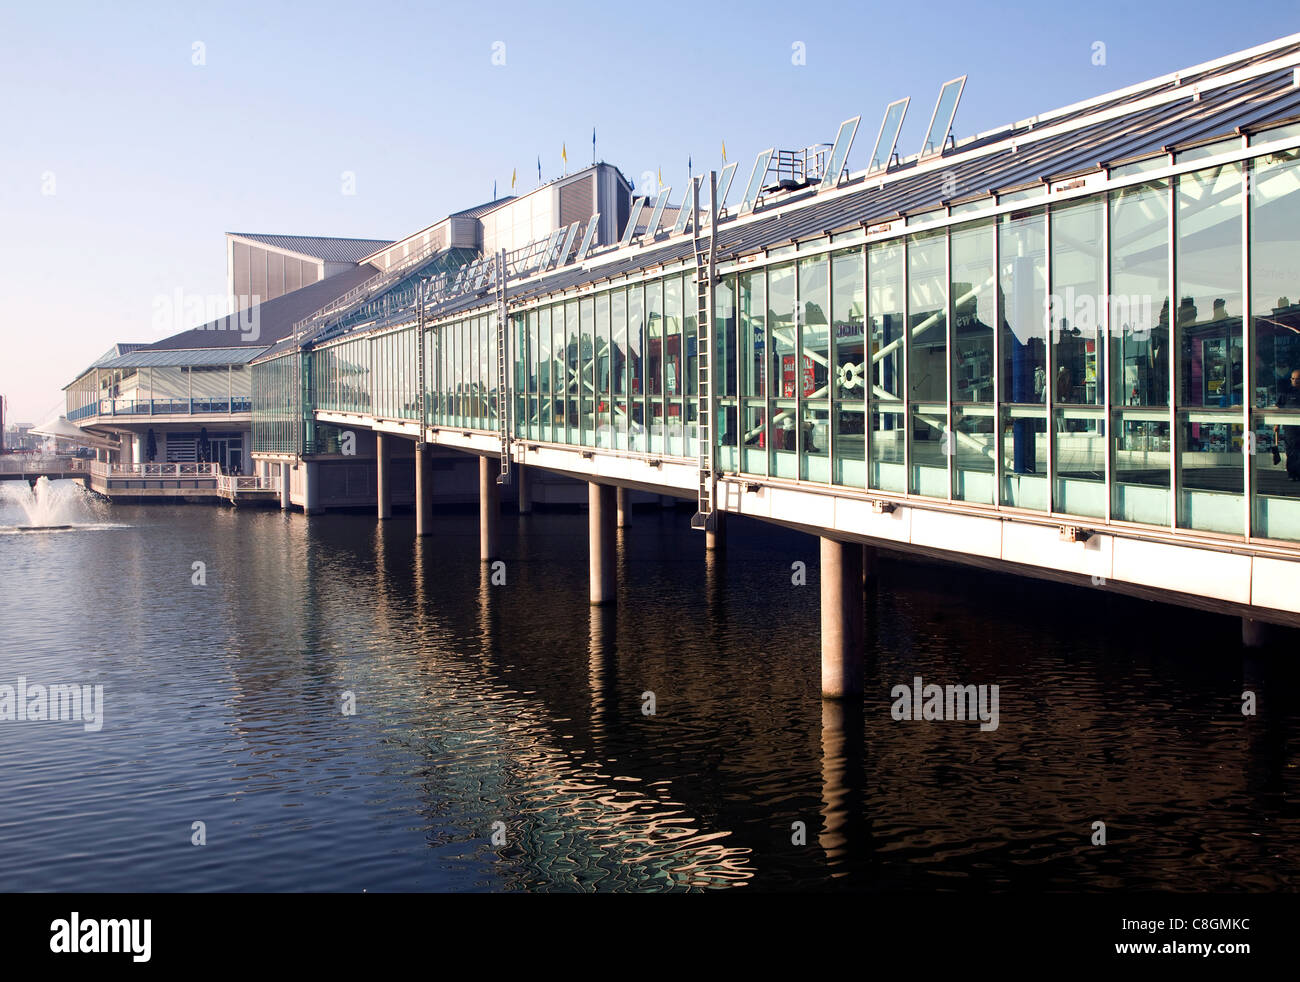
[832,249,866,487]
[646,190,672,240]
[1002,407,1048,509]
[628,286,645,450]
[868,239,905,492]
[716,275,739,472]
[908,230,947,496]
[740,270,767,475]
[1177,163,1244,533]
[870,99,909,173]
[1112,411,1171,525]
[1000,210,1047,405]
[742,150,773,213]
[819,115,860,190]
[672,179,697,235]
[800,254,831,482]
[646,280,664,452]
[580,297,596,446]
[1251,147,1300,540]
[1110,182,1172,525]
[565,300,580,445]
[1110,182,1171,407]
[620,198,644,247]
[921,77,965,158]
[576,213,600,262]
[537,308,552,439]
[684,273,699,459]
[1051,199,1105,407]
[611,289,628,450]
[953,406,995,504]
[950,221,996,401]
[664,276,684,455]
[1054,409,1106,518]
[768,263,797,477]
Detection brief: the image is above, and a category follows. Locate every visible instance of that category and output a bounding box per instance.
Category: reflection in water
[0,504,1297,891]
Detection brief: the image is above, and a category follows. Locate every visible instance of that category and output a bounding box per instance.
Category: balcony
[68,397,253,421]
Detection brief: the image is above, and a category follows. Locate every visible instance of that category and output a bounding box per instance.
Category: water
[0,496,1297,892]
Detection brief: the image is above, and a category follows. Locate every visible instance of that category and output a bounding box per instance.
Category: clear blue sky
[1,0,1296,422]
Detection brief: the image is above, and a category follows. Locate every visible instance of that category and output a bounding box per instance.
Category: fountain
[0,476,113,532]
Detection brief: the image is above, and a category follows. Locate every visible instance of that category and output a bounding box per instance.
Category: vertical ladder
[494,248,511,483]
[691,173,717,531]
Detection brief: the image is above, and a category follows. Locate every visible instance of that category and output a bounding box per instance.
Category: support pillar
[517,462,532,514]
[660,494,675,510]
[376,433,392,520]
[303,461,321,515]
[589,482,616,605]
[415,441,433,537]
[821,537,865,699]
[616,486,630,528]
[1242,617,1269,648]
[706,510,726,551]
[279,462,290,511]
[120,434,133,465]
[480,455,500,561]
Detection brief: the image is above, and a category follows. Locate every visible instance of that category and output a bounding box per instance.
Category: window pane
[1000,210,1047,405]
[832,249,866,488]
[1050,199,1105,406]
[1110,182,1171,407]
[800,254,831,482]
[1177,163,1244,533]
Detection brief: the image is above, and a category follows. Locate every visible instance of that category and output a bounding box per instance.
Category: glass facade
[252,141,1300,544]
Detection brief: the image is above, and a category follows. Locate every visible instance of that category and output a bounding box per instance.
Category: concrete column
[480,455,501,561]
[415,441,433,537]
[279,462,290,511]
[589,482,617,605]
[303,461,321,515]
[1242,617,1270,648]
[120,435,133,465]
[517,462,532,514]
[616,486,630,528]
[706,510,727,552]
[660,494,675,509]
[376,432,392,520]
[821,537,865,699]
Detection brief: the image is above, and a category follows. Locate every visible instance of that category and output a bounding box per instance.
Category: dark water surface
[1,496,1297,892]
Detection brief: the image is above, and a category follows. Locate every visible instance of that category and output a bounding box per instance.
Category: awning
[28,417,120,450]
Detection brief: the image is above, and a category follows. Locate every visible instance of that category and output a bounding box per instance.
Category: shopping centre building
[64,33,1300,658]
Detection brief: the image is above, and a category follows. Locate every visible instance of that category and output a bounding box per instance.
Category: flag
[493,179,497,200]
[592,126,596,164]
[722,140,727,163]
[538,156,542,183]
[562,143,568,169]
[688,155,692,178]
[658,166,662,188]
[511,168,516,190]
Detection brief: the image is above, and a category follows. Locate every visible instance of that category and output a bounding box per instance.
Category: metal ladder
[494,248,510,483]
[690,173,717,532]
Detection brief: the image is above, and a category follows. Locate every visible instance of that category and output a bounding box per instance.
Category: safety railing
[217,474,280,494]
[89,461,222,478]
[84,398,252,417]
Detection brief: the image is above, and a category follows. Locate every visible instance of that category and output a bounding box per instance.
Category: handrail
[89,461,222,477]
[292,236,450,343]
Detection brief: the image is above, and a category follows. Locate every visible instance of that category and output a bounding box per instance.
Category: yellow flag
[658,166,662,187]
[722,140,727,163]
[511,168,516,190]
[562,143,567,165]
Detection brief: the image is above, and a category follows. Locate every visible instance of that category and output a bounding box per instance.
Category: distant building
[226,233,395,311]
